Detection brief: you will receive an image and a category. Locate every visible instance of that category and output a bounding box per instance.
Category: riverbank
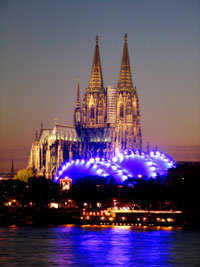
[0,207,80,225]
[1,207,200,230]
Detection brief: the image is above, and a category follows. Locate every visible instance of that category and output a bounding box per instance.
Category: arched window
[83,104,87,115]
[126,102,132,115]
[90,105,94,118]
[120,104,124,118]
[98,101,103,116]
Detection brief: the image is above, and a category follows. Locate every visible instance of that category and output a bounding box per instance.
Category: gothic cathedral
[28,34,142,179]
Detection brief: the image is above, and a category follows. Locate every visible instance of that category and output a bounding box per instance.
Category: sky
[0,0,200,171]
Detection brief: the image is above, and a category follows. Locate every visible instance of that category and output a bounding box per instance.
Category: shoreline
[1,207,200,230]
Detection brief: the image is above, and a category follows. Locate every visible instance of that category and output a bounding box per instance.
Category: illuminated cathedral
[28,34,142,179]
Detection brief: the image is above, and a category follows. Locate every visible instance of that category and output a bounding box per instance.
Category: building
[55,150,176,184]
[28,34,142,179]
[107,86,117,125]
[166,162,200,187]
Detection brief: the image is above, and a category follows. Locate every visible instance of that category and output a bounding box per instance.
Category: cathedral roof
[39,129,52,143]
[39,125,78,143]
[118,33,133,91]
[55,125,78,141]
[89,36,104,91]
[82,127,113,142]
[37,125,113,144]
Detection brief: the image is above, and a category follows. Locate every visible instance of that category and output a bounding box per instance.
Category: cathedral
[28,34,142,179]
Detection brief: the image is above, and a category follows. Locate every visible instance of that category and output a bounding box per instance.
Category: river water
[0,225,200,266]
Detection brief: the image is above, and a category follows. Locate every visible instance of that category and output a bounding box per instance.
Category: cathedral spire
[34,129,38,142]
[76,78,81,108]
[11,157,14,176]
[118,33,133,90]
[89,35,104,91]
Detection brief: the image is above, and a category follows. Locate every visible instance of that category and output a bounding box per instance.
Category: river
[0,225,200,266]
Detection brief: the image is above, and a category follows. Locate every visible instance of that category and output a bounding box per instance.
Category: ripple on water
[0,226,200,266]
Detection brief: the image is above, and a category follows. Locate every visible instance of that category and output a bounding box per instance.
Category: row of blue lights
[54,150,176,183]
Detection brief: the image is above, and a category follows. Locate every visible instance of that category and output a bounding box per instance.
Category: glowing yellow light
[49,203,58,209]
[60,178,72,191]
[167,218,174,222]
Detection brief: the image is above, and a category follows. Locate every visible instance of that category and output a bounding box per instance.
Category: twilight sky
[0,0,200,171]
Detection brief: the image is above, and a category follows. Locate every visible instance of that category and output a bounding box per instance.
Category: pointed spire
[76,78,81,108]
[118,33,133,90]
[34,129,38,142]
[11,157,14,175]
[54,118,57,128]
[89,35,104,91]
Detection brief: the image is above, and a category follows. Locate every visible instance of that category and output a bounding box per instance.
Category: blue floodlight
[54,150,176,184]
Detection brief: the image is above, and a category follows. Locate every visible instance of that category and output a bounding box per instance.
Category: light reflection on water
[0,225,200,266]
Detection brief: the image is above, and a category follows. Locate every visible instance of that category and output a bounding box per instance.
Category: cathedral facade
[28,34,142,179]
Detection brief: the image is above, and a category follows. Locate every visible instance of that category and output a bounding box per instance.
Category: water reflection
[0,225,200,266]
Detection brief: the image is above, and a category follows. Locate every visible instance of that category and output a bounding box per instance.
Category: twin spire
[77,33,134,98]
[89,33,133,91]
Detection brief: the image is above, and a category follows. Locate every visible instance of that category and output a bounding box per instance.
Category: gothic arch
[90,105,94,118]
[120,103,124,118]
[126,101,132,115]
[82,103,87,116]
[98,100,103,116]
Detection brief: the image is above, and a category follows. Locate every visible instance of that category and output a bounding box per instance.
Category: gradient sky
[0,0,200,171]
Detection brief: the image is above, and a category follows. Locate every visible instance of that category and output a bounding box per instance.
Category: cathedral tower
[82,36,106,128]
[73,79,82,129]
[115,33,142,151]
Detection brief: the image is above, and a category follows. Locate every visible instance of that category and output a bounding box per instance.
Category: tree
[14,168,34,182]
